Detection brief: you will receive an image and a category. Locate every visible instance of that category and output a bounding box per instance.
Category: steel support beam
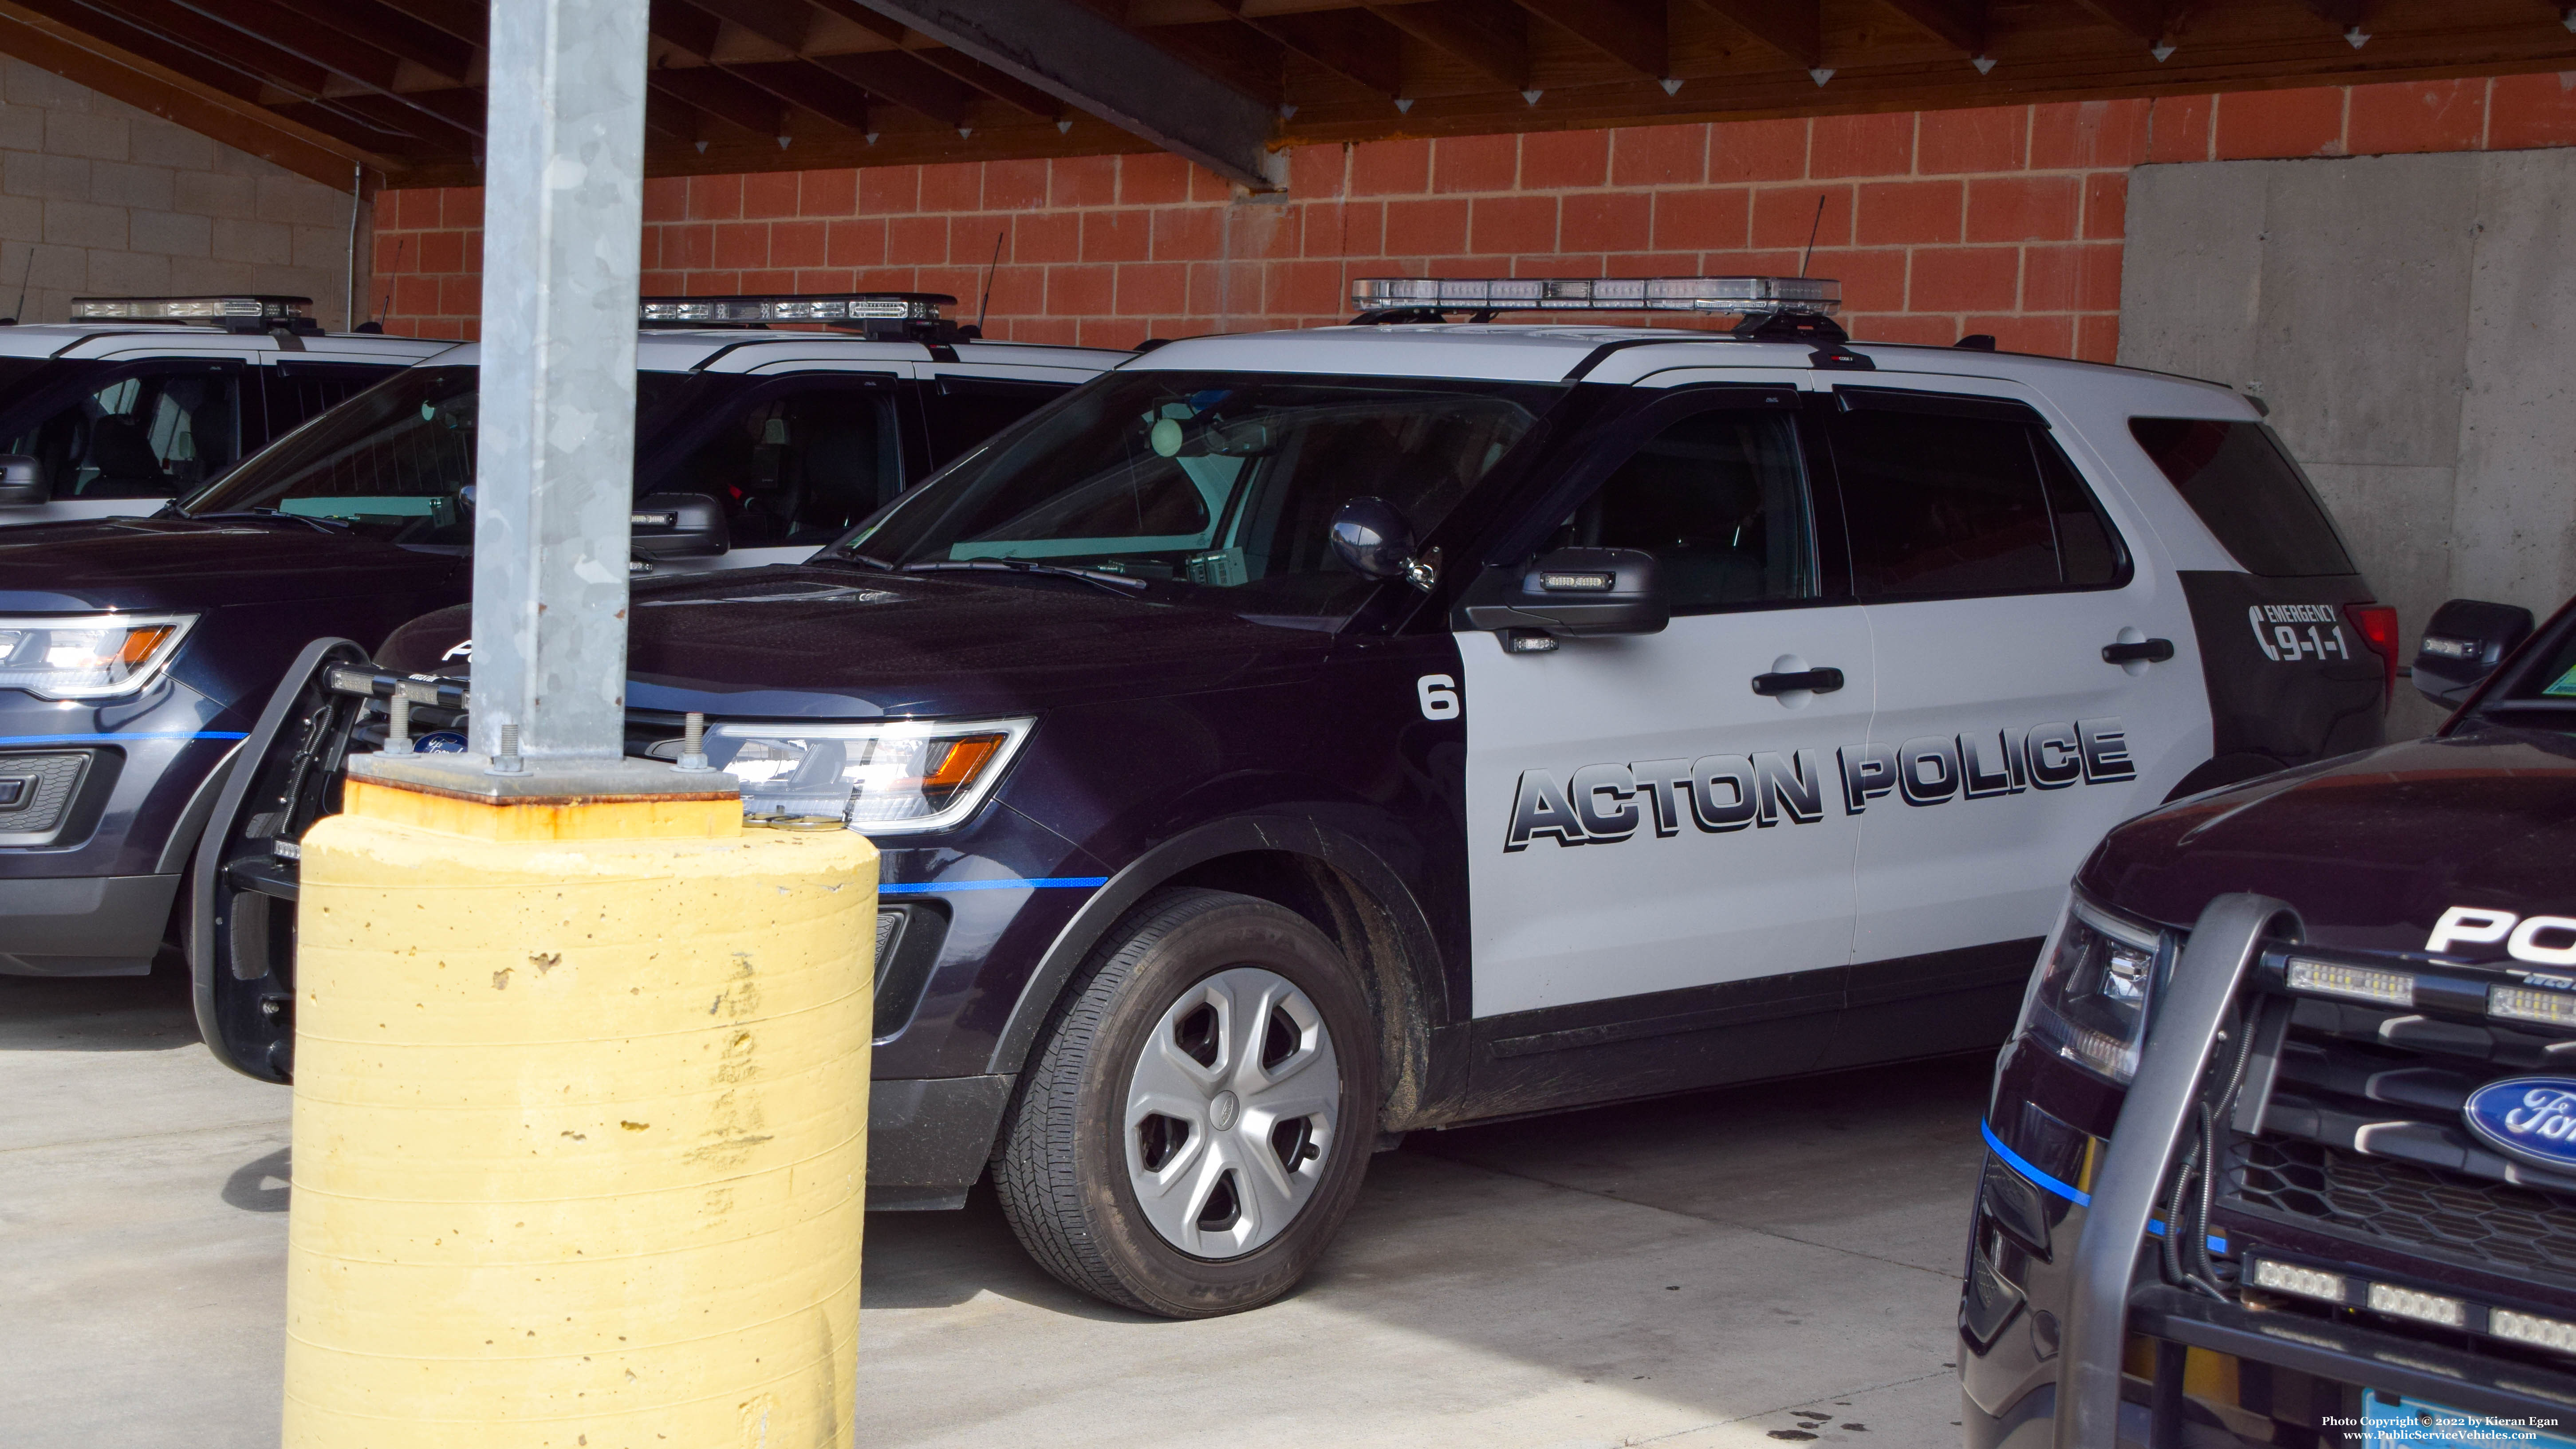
[854,0,1281,190]
[469,0,650,763]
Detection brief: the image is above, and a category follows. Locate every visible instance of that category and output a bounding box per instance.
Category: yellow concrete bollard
[280,776,877,1449]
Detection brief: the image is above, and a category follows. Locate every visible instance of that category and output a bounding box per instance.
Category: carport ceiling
[0,0,2570,191]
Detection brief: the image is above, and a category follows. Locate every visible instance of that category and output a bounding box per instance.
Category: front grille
[2237,1137,2576,1288]
[0,751,87,835]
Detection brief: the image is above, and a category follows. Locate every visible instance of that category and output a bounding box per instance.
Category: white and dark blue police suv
[0,295,454,524]
[0,292,1122,977]
[198,275,2398,1318]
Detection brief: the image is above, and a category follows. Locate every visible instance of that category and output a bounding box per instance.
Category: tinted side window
[923,377,1067,467]
[1832,406,2062,597]
[264,362,395,439]
[677,384,902,547]
[1561,406,1813,612]
[2036,439,2127,587]
[2128,417,2355,577]
[7,363,241,499]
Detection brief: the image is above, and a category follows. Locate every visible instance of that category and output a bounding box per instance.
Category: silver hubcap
[1123,966,1341,1259]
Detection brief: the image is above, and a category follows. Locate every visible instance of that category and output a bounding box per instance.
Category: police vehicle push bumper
[1965,595,2576,1448]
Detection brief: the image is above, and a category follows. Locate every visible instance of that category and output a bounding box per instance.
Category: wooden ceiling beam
[260,0,477,83]
[680,0,815,51]
[1217,3,1404,98]
[1693,0,1823,71]
[4,0,267,98]
[806,48,973,127]
[649,0,723,57]
[2296,0,2371,31]
[904,46,1064,120]
[1366,0,1528,93]
[2072,0,2177,48]
[1875,0,1987,59]
[1510,0,1665,81]
[1133,19,1283,107]
[68,0,332,94]
[0,0,394,186]
[801,0,907,46]
[650,64,791,136]
[371,0,481,48]
[165,0,407,90]
[717,58,877,131]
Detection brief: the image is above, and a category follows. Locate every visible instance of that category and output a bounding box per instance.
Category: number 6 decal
[1418,674,1461,720]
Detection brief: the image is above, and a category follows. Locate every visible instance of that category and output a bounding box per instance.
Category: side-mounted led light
[70,295,311,325]
[1350,275,1842,316]
[639,292,953,326]
[0,613,196,700]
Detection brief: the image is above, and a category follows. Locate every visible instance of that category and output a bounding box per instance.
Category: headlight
[0,613,196,700]
[2016,894,2170,1083]
[658,717,1032,834]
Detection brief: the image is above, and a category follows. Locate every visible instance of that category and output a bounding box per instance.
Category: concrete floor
[2,967,1991,1448]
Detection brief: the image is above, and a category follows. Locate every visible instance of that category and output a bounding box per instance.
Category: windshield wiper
[901,559,1148,596]
[185,508,353,534]
[812,550,896,571]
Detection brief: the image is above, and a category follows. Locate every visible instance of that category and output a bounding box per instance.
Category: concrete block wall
[0,59,367,329]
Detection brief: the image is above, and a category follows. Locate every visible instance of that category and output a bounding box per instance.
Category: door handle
[1751,666,1845,697]
[2102,638,2175,665]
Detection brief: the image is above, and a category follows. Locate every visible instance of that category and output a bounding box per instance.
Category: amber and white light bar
[70,295,312,323]
[1351,275,1842,315]
[639,292,952,325]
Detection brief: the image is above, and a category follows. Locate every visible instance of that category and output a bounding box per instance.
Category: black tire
[993,888,1380,1318]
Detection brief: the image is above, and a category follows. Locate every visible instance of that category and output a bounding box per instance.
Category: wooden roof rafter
[0,0,2556,193]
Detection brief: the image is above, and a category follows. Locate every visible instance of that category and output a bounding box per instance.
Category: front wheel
[994,889,1380,1317]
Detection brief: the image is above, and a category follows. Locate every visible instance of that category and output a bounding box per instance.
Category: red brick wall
[370,73,2576,358]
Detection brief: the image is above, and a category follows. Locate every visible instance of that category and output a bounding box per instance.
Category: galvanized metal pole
[469,0,650,763]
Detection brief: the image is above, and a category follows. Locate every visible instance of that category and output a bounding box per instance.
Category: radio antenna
[1799,194,1827,279]
[9,246,32,323]
[374,237,405,328]
[975,230,1004,335]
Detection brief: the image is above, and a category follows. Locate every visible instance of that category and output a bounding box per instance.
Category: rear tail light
[2344,602,2400,709]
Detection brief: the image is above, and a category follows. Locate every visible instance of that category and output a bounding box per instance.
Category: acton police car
[201,275,2397,1318]
[0,293,1120,976]
[0,295,453,524]
[1963,593,2576,1448]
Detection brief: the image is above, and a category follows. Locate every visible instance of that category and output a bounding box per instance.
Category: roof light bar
[638,292,953,326]
[70,295,313,324]
[1350,276,1841,316]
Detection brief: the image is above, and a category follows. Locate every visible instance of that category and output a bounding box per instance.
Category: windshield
[180,366,690,543]
[838,370,1561,620]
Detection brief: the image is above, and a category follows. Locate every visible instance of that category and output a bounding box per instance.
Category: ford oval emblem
[2462,1078,2576,1170]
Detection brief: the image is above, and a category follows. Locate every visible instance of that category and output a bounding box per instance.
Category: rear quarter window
[2129,417,2356,578]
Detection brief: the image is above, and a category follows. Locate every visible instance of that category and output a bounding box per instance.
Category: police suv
[201,276,2396,1318]
[0,293,1121,976]
[0,295,453,524]
[1965,592,2576,1449]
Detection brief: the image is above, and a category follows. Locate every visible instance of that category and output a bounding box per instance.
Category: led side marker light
[2285,957,2417,1008]
[2249,1258,2348,1304]
[1350,275,1842,315]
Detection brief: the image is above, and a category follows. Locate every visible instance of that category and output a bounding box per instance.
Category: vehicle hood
[0,516,461,610]
[382,565,1339,717]
[2078,728,2576,959]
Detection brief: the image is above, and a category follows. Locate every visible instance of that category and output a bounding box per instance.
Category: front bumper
[0,871,180,974]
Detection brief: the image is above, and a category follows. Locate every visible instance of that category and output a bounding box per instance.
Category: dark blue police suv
[196,285,2409,1320]
[1963,593,2576,1448]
